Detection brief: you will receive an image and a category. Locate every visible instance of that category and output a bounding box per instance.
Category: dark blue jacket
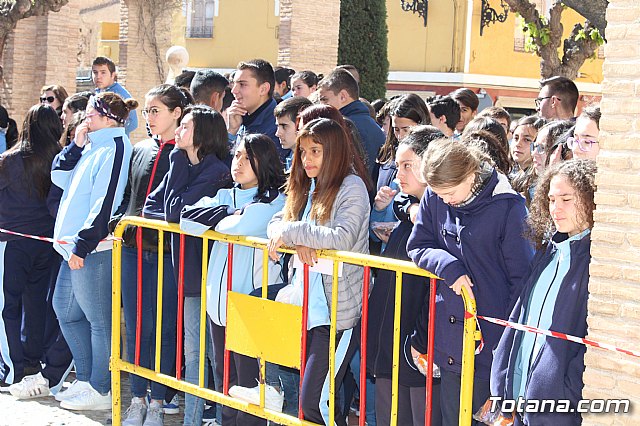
[143,149,232,296]
[0,152,56,241]
[341,100,385,173]
[232,98,286,160]
[366,193,433,387]
[490,232,590,426]
[407,170,533,380]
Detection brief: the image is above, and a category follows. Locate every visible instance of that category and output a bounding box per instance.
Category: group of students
[0,56,598,426]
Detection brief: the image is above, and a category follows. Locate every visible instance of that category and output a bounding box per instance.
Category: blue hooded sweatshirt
[51,127,132,260]
[407,169,533,380]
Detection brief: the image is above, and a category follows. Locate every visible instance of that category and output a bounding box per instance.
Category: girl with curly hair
[483,159,597,426]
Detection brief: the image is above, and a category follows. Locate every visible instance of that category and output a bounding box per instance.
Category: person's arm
[279,179,369,251]
[50,143,84,190]
[142,172,169,220]
[108,164,134,233]
[179,192,228,235]
[73,142,129,258]
[406,194,469,286]
[216,196,285,237]
[500,201,535,309]
[164,154,230,223]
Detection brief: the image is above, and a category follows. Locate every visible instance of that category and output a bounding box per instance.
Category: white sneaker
[55,380,91,402]
[143,400,164,426]
[60,385,111,411]
[8,372,51,399]
[123,397,147,426]
[229,383,284,412]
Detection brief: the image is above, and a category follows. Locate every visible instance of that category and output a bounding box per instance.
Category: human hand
[408,203,420,224]
[372,227,391,243]
[268,232,284,261]
[68,253,85,270]
[450,274,475,299]
[74,122,90,148]
[296,245,318,265]
[226,101,247,135]
[374,186,397,211]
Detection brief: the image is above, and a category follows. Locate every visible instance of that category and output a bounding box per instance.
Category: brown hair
[94,92,139,125]
[298,104,372,191]
[421,138,490,188]
[41,85,69,107]
[527,159,596,249]
[462,129,512,176]
[283,118,356,224]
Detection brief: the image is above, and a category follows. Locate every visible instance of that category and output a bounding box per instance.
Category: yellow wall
[467,1,603,83]
[171,0,279,69]
[387,0,466,72]
[167,0,603,84]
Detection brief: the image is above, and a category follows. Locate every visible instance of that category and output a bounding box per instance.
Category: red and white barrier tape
[0,227,121,245]
[468,312,640,359]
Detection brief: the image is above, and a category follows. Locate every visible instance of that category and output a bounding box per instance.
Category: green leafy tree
[338,0,389,101]
[0,0,70,79]
[505,0,605,79]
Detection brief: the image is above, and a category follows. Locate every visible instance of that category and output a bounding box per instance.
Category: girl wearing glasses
[110,84,192,425]
[567,105,600,161]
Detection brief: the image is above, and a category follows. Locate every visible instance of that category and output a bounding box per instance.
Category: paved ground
[0,373,184,426]
[0,373,362,425]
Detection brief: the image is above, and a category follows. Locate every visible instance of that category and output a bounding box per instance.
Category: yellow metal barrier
[111,216,480,426]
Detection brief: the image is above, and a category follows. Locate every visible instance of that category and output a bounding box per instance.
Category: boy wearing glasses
[91,56,138,136]
[535,76,579,121]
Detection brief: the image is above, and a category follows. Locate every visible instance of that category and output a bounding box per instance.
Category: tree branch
[561,0,608,39]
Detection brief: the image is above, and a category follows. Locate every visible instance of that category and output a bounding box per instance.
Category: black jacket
[109,138,175,252]
[366,193,432,387]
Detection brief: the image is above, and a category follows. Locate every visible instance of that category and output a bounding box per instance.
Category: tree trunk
[562,0,608,39]
[0,0,69,79]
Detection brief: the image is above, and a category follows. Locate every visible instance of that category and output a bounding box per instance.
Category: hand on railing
[450,274,475,300]
[267,231,284,261]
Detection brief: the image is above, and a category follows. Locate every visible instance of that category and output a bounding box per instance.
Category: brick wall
[277,0,340,74]
[583,0,640,424]
[118,0,174,143]
[2,1,80,130]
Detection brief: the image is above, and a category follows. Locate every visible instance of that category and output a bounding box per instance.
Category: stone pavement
[0,373,184,426]
[0,373,361,425]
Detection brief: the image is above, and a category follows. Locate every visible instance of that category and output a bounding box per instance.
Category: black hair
[399,125,445,157]
[92,56,116,73]
[274,67,296,88]
[183,105,229,162]
[146,84,191,125]
[318,68,359,100]
[540,76,579,114]
[190,69,229,105]
[241,134,286,200]
[291,70,320,88]
[221,87,234,113]
[61,111,85,147]
[463,116,509,152]
[427,95,461,131]
[63,93,90,114]
[0,105,62,200]
[174,70,196,89]
[237,59,276,98]
[274,96,313,123]
[450,88,479,111]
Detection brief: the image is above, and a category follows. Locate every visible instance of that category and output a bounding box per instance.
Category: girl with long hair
[407,139,533,424]
[267,118,370,425]
[481,160,596,425]
[143,105,232,425]
[0,105,62,391]
[180,134,287,425]
[111,84,190,425]
[51,92,136,410]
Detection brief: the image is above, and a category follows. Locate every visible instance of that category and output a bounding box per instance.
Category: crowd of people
[0,55,600,426]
